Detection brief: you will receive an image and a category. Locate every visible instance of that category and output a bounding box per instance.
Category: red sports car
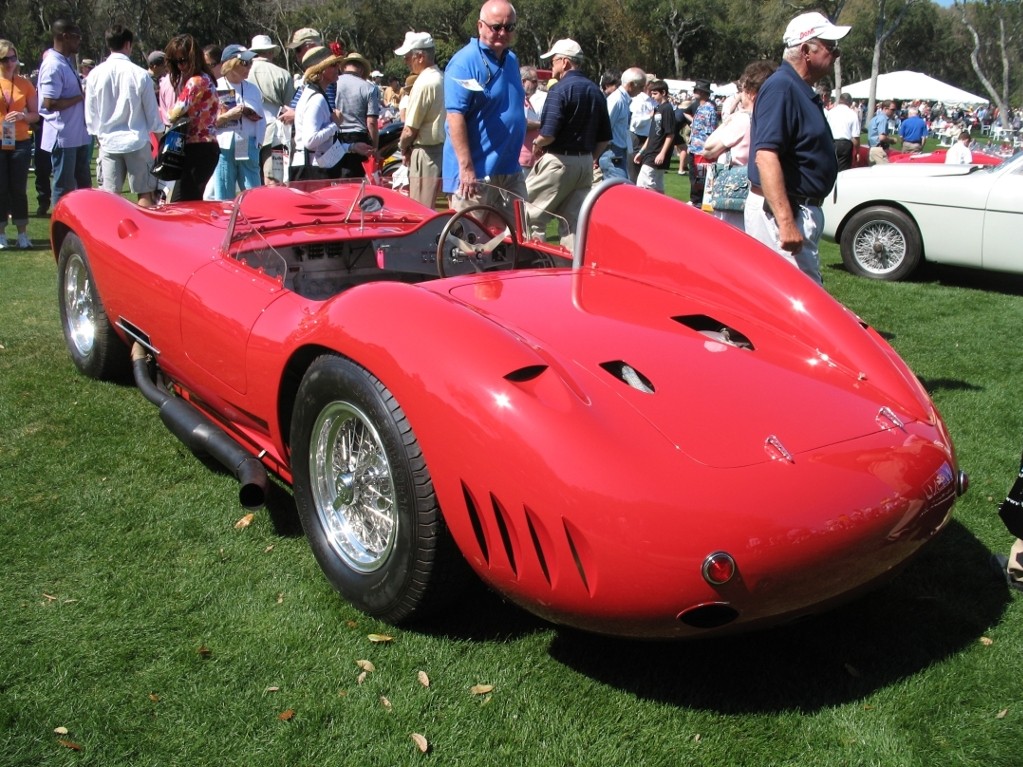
[52,179,966,638]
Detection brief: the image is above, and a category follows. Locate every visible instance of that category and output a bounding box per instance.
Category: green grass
[2,174,1022,766]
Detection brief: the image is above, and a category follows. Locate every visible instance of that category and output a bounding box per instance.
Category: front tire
[840,206,922,281]
[57,233,130,380]
[290,354,457,623]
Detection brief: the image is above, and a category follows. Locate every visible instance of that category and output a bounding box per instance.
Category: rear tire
[290,354,461,623]
[840,206,922,281]
[57,233,130,380]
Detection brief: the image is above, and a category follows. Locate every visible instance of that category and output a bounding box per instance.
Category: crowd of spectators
[3,4,1023,255]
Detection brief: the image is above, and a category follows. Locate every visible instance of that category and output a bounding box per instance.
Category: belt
[751,186,824,213]
[551,148,591,156]
[340,130,370,142]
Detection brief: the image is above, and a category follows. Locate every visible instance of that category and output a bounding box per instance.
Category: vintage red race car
[52,179,966,638]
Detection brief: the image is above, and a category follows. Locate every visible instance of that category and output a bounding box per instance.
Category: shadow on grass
[826,259,1023,297]
[546,520,1011,714]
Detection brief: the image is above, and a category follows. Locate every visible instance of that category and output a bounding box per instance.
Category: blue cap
[221,44,256,63]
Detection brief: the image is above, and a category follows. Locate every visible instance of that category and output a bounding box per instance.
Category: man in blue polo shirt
[526,38,610,249]
[746,11,850,285]
[443,0,527,218]
[899,106,928,152]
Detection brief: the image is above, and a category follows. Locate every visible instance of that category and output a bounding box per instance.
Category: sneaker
[0,234,7,249]
[17,233,31,249]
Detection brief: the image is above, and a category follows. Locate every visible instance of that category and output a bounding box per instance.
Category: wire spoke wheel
[310,402,397,573]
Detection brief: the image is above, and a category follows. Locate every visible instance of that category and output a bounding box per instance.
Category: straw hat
[300,45,342,78]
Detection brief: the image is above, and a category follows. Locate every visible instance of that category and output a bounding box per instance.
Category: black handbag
[152,119,188,181]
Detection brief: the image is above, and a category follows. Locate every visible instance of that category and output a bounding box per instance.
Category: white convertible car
[822,151,1023,280]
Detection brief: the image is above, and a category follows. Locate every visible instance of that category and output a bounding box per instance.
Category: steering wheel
[436,204,520,278]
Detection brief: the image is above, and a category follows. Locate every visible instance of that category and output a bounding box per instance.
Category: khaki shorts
[100,144,157,195]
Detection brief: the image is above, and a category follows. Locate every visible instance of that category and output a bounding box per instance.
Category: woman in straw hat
[291,46,372,180]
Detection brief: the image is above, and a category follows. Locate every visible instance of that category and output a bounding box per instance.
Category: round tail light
[702,552,737,585]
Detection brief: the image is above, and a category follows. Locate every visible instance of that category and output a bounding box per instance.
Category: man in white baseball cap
[247,34,295,183]
[394,32,444,208]
[745,11,851,285]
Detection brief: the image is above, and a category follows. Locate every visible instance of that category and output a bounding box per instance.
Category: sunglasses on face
[479,19,516,34]
[816,39,841,55]
[1,54,19,62]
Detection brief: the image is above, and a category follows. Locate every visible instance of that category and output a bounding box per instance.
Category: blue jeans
[50,142,92,208]
[211,136,262,200]
[1,139,33,227]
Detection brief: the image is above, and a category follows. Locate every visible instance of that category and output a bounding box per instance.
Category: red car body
[854,145,1002,167]
[51,180,964,638]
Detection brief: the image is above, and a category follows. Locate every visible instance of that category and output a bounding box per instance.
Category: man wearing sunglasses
[443,0,527,218]
[745,11,849,286]
[38,18,92,209]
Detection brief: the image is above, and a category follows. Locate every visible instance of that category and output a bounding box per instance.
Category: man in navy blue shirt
[745,11,850,285]
[526,38,610,249]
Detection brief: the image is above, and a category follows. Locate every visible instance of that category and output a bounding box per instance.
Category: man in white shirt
[826,92,861,171]
[85,25,163,207]
[945,132,973,165]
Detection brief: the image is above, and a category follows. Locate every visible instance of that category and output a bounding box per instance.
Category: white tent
[840,71,987,105]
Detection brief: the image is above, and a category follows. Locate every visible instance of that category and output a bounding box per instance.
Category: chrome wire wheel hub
[854,221,906,274]
[64,253,97,356]
[310,402,397,572]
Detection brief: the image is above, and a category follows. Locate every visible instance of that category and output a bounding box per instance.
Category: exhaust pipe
[131,344,268,510]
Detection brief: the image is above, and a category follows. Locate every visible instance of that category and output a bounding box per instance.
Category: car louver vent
[673,314,754,350]
[600,361,655,393]
[460,481,593,595]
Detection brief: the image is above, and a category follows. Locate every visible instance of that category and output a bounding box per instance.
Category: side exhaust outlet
[131,343,268,510]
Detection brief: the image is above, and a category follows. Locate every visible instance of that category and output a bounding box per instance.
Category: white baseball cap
[783,12,850,48]
[540,39,583,60]
[394,31,435,56]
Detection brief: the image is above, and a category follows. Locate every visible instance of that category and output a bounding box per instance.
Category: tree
[954,0,1022,125]
[865,0,923,118]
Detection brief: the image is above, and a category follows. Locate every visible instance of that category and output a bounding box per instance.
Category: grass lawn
[1,169,1021,766]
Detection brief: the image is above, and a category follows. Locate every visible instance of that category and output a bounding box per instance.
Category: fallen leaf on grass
[470,684,494,695]
[265,686,280,693]
[980,636,994,646]
[278,709,295,721]
[197,645,212,658]
[57,739,82,751]
[357,671,368,685]
[148,693,160,703]
[346,620,359,629]
[693,734,701,742]
[417,670,430,687]
[234,513,255,529]
[264,545,275,553]
[411,733,429,753]
[368,633,393,643]
[996,708,1008,719]
[276,593,284,604]
[356,659,376,672]
[43,593,57,601]
[53,727,68,735]
[380,696,392,711]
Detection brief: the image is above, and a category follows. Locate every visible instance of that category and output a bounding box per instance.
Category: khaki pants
[409,144,443,209]
[524,152,593,250]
